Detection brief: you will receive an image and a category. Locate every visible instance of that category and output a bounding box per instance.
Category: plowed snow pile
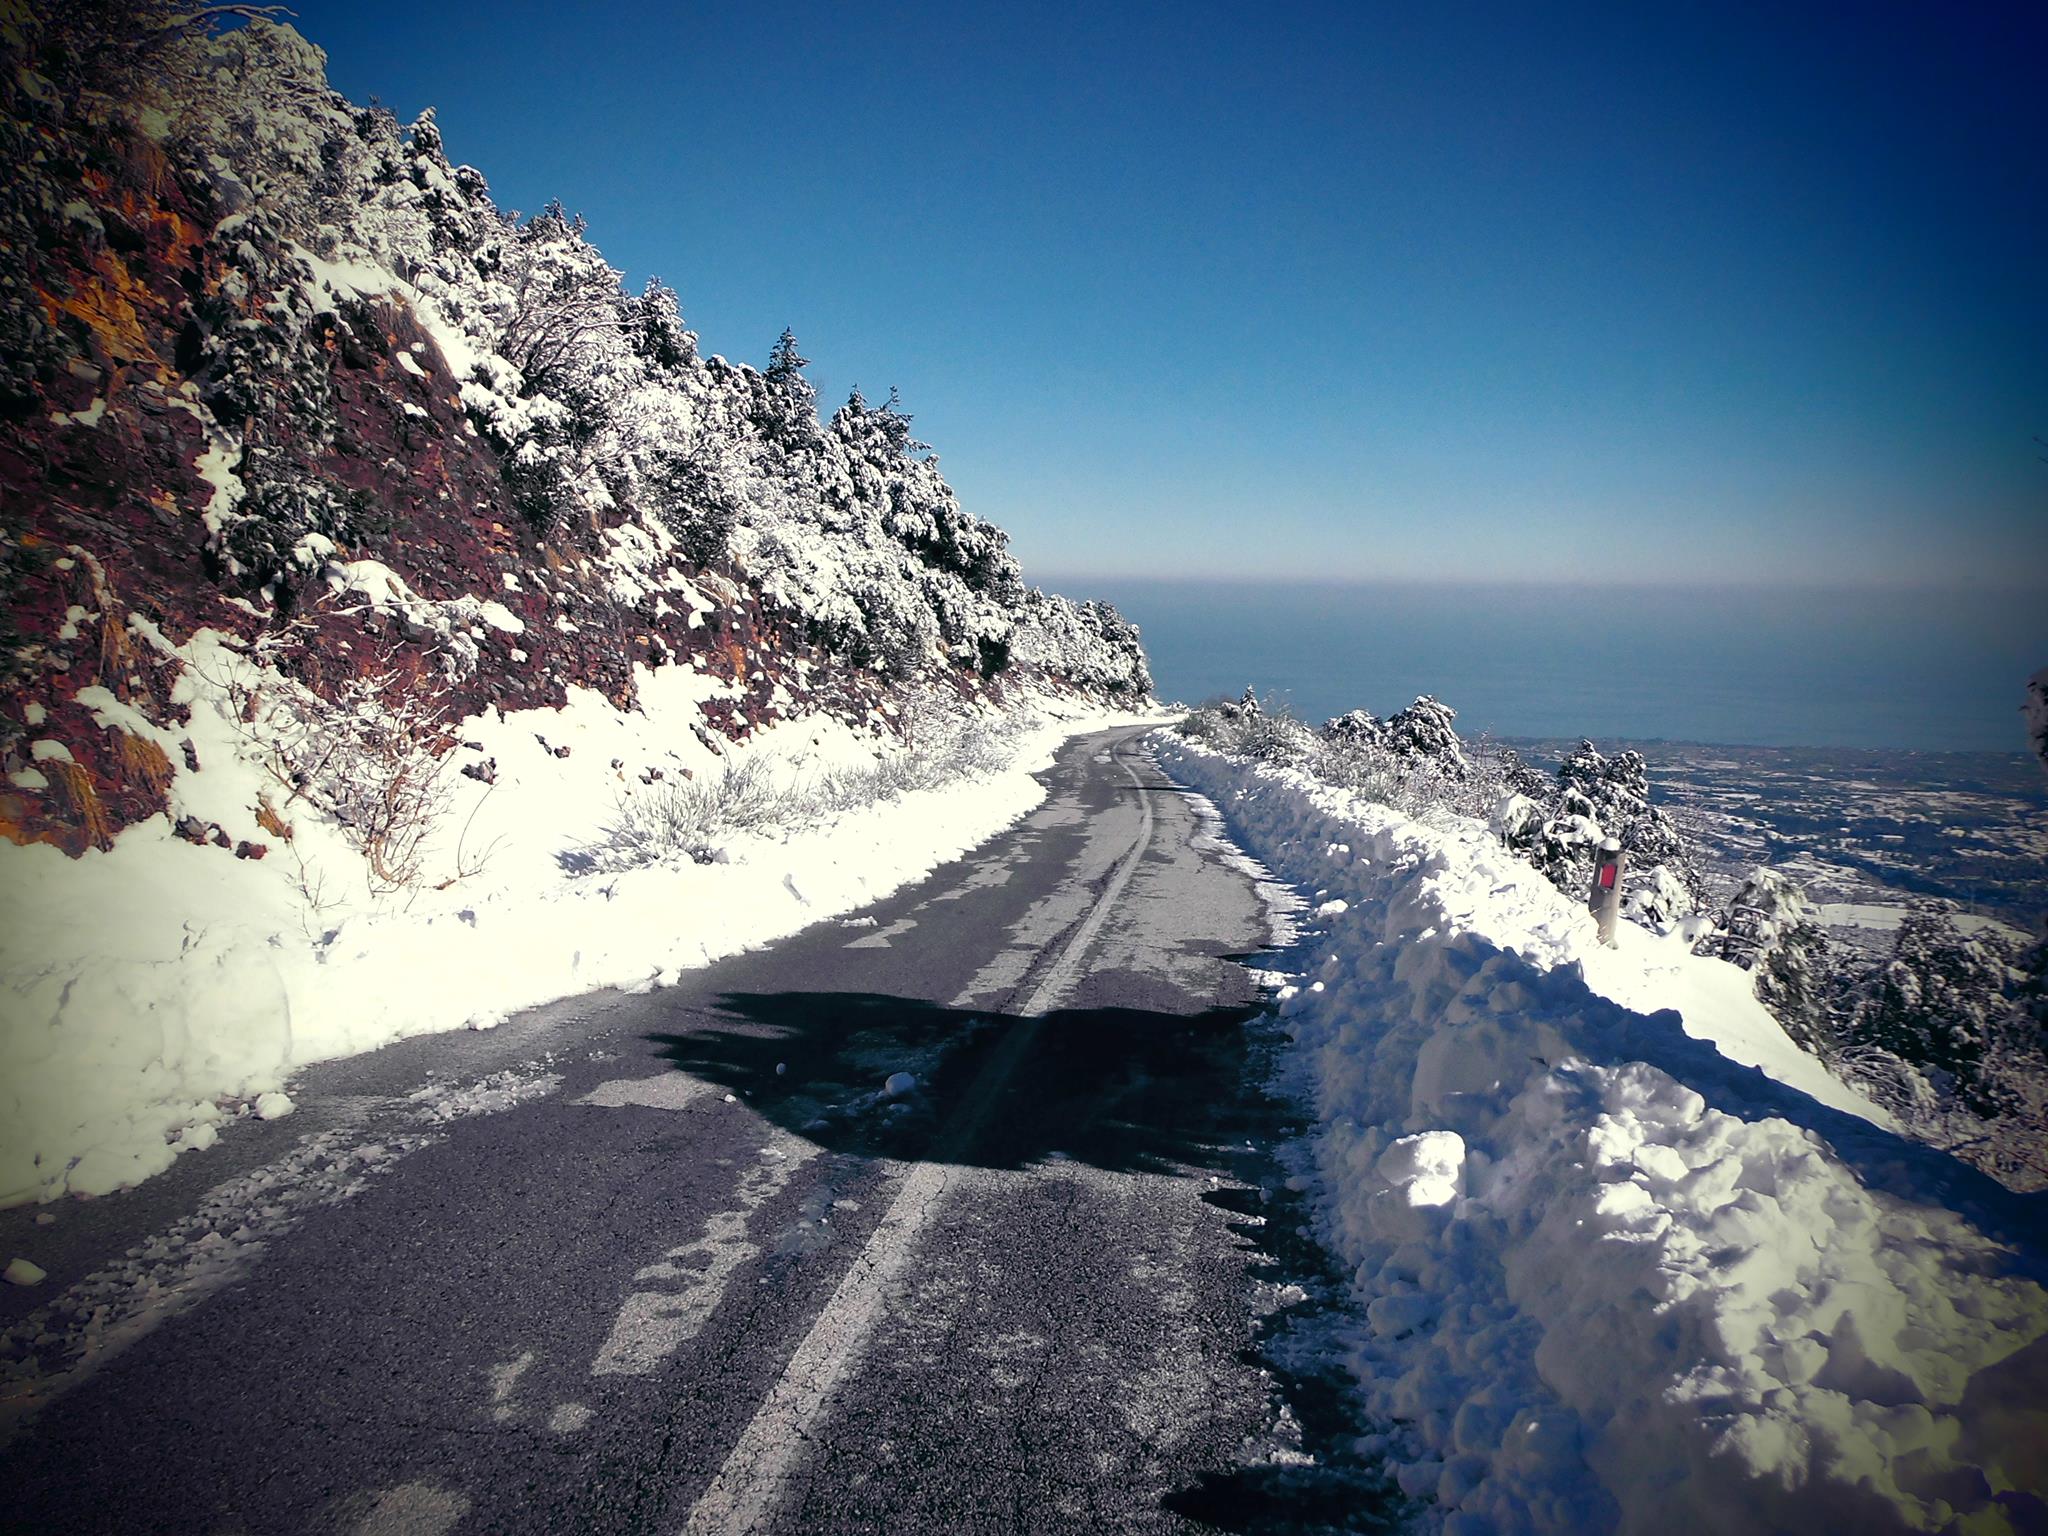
[1156,734,2048,1536]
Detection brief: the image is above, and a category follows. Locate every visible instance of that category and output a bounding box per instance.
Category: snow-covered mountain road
[1,729,1373,1534]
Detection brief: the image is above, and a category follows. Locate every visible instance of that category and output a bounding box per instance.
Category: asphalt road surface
[0,728,1396,1534]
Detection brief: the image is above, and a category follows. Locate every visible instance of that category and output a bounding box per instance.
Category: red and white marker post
[1589,837,1625,947]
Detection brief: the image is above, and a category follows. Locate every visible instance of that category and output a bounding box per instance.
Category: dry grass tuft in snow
[590,709,1021,870]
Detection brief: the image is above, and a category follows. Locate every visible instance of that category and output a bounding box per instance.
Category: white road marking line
[680,744,1157,1534]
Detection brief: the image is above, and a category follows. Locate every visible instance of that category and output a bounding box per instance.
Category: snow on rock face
[1156,733,2048,1536]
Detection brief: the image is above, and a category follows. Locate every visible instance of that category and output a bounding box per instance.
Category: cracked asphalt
[0,728,1397,1535]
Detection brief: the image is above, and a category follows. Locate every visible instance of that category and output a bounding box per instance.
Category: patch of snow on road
[1171,784,1303,948]
[408,1068,562,1124]
[574,1074,718,1112]
[0,1063,562,1441]
[1154,732,2048,1536]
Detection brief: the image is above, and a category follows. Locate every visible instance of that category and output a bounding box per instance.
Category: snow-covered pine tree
[764,327,809,386]
[873,387,930,457]
[626,280,697,375]
[1322,709,1384,746]
[1623,865,1693,934]
[1488,740,1702,924]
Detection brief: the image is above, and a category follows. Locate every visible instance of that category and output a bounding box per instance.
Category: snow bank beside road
[1155,734,2048,1536]
[0,643,1151,1206]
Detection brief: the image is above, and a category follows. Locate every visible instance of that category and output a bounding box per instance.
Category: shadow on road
[649,990,1410,1533]
[646,989,1264,1176]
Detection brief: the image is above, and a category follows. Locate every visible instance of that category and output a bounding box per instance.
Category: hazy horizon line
[1031,571,2048,598]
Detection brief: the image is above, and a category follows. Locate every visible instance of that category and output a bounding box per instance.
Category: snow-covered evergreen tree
[1623,865,1693,934]
[1556,741,1702,909]
[1382,696,1466,774]
[1322,709,1379,743]
[764,327,809,386]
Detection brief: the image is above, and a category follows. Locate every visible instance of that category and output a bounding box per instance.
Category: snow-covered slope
[1,676,1156,1205]
[1157,734,2048,1536]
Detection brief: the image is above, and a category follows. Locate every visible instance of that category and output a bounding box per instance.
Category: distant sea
[1076,579,2048,754]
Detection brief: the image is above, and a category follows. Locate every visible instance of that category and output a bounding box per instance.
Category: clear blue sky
[290,0,2045,589]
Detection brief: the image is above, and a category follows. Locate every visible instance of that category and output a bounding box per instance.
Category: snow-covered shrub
[1006,593,1149,696]
[1492,740,1703,925]
[1696,866,1838,1056]
[1313,696,1497,821]
[1840,904,2034,1119]
[597,755,784,865]
[1831,908,2048,1190]
[1623,863,1694,934]
[1181,695,1499,822]
[189,209,338,443]
[1556,741,1701,900]
[644,442,743,566]
[1178,699,1317,765]
[820,712,1014,804]
[212,448,369,594]
[1323,694,1468,774]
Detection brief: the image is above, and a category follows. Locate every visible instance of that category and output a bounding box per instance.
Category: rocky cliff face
[0,6,1148,859]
